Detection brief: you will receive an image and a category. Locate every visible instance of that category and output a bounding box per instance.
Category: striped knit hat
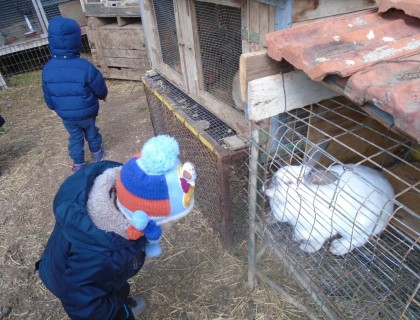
[116,135,196,240]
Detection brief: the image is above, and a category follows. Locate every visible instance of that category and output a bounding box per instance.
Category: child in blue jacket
[37,135,197,319]
[42,17,108,172]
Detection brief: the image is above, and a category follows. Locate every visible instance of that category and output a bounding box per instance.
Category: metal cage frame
[143,73,249,248]
[247,97,420,319]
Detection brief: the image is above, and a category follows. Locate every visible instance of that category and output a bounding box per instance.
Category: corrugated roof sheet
[377,0,420,19]
[266,9,420,142]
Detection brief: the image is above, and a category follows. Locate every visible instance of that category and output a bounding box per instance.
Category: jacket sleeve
[42,78,54,110]
[87,63,108,100]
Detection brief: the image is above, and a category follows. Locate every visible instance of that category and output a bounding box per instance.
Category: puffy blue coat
[42,17,108,121]
[38,161,146,320]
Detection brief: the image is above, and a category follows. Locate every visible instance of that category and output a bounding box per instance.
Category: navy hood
[53,161,132,251]
[48,17,81,57]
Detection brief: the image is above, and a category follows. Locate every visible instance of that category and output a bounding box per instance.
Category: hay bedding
[0,71,302,320]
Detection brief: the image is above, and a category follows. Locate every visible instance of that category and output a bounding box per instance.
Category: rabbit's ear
[304,169,339,185]
[304,140,330,168]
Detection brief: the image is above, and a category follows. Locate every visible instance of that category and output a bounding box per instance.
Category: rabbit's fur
[265,164,394,255]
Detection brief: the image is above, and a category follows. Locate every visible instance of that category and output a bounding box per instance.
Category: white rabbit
[264,161,394,256]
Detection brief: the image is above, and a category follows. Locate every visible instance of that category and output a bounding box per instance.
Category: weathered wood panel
[247,70,337,121]
[291,0,377,23]
[98,25,144,50]
[87,17,149,80]
[102,49,146,59]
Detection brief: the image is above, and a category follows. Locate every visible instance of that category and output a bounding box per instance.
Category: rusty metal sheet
[266,10,420,81]
[266,9,420,142]
[376,0,420,19]
[344,56,420,141]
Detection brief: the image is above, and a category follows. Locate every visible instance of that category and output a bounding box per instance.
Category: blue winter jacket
[42,17,108,121]
[38,161,146,320]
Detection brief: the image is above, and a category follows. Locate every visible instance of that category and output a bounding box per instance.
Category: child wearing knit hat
[37,135,196,320]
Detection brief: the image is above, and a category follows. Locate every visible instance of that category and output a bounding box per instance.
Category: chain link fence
[0,0,90,88]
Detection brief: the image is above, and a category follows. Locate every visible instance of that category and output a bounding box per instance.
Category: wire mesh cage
[248,97,420,319]
[0,0,90,87]
[152,0,180,74]
[193,1,242,106]
[143,73,249,247]
[141,0,246,135]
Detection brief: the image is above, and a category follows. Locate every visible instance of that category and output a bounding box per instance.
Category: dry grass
[0,71,307,319]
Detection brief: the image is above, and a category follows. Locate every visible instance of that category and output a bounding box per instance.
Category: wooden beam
[247,70,338,121]
[239,50,285,103]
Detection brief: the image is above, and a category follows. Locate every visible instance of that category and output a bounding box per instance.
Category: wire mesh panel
[152,0,181,74]
[1,0,90,87]
[248,98,420,319]
[143,74,249,247]
[194,1,242,107]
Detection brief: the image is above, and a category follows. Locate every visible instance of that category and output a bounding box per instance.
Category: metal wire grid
[144,74,238,143]
[1,0,90,84]
[143,74,248,246]
[248,98,419,319]
[0,1,44,44]
[152,0,181,74]
[194,1,242,106]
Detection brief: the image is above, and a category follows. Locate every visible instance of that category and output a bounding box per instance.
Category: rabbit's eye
[285,180,293,186]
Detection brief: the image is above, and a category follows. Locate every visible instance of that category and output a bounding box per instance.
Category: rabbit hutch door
[141,0,247,135]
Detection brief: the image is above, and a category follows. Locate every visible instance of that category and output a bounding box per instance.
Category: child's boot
[126,296,146,316]
[72,163,85,172]
[92,148,105,162]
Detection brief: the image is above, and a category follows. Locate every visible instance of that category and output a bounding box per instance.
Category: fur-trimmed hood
[87,167,130,239]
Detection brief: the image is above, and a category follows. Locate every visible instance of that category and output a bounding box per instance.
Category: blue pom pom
[144,220,162,241]
[131,211,149,230]
[138,135,180,175]
[146,243,162,258]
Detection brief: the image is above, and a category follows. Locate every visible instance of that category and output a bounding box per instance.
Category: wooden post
[0,72,7,89]
[248,126,259,289]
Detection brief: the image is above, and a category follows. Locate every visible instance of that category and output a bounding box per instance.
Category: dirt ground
[0,71,308,320]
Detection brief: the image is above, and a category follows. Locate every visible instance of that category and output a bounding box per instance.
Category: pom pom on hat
[138,135,180,175]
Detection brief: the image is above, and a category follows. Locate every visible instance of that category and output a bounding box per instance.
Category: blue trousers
[62,117,102,165]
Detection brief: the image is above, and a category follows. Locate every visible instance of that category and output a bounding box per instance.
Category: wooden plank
[117,16,132,27]
[258,3,269,48]
[102,48,146,59]
[83,4,141,17]
[247,70,338,121]
[98,28,144,50]
[248,0,260,52]
[239,50,283,102]
[195,0,242,7]
[178,0,198,93]
[104,57,149,69]
[59,0,87,26]
[139,0,160,69]
[241,0,249,53]
[87,17,109,74]
[103,67,142,81]
[292,0,377,24]
[193,91,248,135]
[0,72,7,88]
